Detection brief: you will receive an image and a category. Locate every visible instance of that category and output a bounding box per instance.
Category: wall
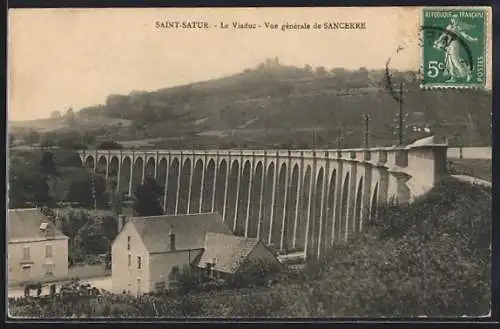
[8,238,68,286]
[149,249,203,293]
[447,147,492,160]
[111,222,149,296]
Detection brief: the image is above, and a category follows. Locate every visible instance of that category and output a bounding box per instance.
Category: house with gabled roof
[198,232,280,280]
[8,208,69,286]
[111,212,280,296]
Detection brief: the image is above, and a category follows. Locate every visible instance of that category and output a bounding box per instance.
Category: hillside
[9,114,133,133]
[10,61,492,149]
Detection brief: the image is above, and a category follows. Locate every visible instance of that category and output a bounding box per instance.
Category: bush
[229,259,282,288]
[177,266,203,295]
[97,141,123,150]
[299,178,491,316]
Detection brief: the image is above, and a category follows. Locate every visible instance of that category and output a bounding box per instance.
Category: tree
[97,141,123,150]
[51,110,62,119]
[133,177,164,216]
[230,258,282,288]
[315,66,327,76]
[82,132,96,146]
[177,265,203,294]
[304,64,313,74]
[8,153,56,208]
[25,130,40,145]
[74,216,112,255]
[64,107,77,126]
[66,171,108,208]
[9,133,16,147]
[40,151,59,177]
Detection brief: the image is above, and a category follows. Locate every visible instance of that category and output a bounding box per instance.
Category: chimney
[117,215,126,232]
[169,225,176,251]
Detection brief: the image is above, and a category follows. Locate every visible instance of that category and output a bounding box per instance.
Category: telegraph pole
[467,112,474,147]
[337,126,342,150]
[312,128,317,150]
[398,82,404,145]
[89,170,97,211]
[363,114,370,148]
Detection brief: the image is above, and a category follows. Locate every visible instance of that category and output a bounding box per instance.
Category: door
[21,265,31,282]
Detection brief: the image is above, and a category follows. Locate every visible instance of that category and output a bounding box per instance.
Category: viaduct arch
[78,136,447,260]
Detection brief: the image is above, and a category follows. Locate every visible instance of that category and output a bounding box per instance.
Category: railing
[78,146,409,165]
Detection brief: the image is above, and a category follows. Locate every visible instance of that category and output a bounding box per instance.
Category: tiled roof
[198,232,260,274]
[8,208,68,242]
[129,212,233,254]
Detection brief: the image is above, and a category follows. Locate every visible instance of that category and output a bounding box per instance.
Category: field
[448,159,492,182]
[9,115,133,133]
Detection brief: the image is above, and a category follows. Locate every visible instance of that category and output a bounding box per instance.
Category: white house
[8,208,69,286]
[111,212,281,296]
[111,212,233,296]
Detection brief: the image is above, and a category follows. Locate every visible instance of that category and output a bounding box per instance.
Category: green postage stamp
[421,7,488,89]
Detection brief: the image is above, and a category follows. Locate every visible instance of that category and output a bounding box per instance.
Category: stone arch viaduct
[78,136,447,260]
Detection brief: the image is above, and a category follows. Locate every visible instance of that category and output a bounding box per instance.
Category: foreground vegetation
[9,178,491,318]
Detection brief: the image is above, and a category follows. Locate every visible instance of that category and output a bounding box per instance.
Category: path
[452,174,491,188]
[7,276,112,298]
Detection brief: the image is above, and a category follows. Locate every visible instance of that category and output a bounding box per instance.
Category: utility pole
[398,82,404,146]
[467,112,474,147]
[312,128,317,150]
[363,114,370,148]
[90,170,97,211]
[337,126,342,150]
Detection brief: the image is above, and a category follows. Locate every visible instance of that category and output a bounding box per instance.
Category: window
[137,256,142,269]
[23,246,30,260]
[127,236,131,250]
[44,264,54,276]
[128,254,131,268]
[45,245,53,258]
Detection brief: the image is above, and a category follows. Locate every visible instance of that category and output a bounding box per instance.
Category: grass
[9,115,133,133]
[448,159,492,182]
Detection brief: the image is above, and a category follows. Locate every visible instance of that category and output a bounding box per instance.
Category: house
[198,232,281,281]
[111,212,234,296]
[111,212,281,296]
[8,208,69,286]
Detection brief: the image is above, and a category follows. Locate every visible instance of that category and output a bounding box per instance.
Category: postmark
[421,7,487,89]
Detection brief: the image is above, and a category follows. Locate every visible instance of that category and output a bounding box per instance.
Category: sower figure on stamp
[433,14,478,83]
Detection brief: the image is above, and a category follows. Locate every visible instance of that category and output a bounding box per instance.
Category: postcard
[7,7,492,319]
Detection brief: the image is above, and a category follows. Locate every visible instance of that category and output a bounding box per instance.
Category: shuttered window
[45,245,53,258]
[23,246,30,260]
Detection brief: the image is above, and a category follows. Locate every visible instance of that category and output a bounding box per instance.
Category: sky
[6,7,467,121]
